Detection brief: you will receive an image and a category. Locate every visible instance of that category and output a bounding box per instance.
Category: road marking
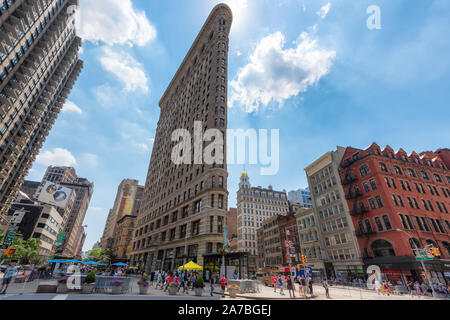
[52,294,68,300]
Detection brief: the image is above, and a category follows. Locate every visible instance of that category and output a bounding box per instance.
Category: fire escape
[342,159,374,259]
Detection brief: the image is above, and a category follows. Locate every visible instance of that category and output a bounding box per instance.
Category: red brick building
[278,211,301,266]
[339,143,450,284]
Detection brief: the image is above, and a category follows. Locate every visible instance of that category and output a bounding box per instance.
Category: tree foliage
[2,233,42,264]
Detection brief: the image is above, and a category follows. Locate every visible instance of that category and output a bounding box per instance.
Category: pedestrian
[287,275,296,299]
[297,276,305,299]
[308,276,314,296]
[323,279,330,298]
[384,281,391,296]
[210,277,214,297]
[278,275,284,296]
[0,263,18,295]
[272,275,278,292]
[220,275,227,298]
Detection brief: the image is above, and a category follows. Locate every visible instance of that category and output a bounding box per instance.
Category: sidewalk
[2,279,445,300]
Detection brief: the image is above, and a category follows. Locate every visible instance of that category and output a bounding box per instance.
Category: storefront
[203,252,249,280]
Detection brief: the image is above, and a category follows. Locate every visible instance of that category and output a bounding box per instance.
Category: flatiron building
[130,4,232,273]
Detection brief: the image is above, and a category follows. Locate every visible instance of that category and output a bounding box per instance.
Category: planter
[228,289,239,298]
[194,288,204,297]
[82,283,95,294]
[56,283,68,294]
[111,285,123,295]
[168,286,177,295]
[139,285,149,295]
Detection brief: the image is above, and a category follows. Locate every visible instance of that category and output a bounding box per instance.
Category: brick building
[339,143,450,284]
[227,208,238,252]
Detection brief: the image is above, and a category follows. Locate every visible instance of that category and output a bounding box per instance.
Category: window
[218,195,224,209]
[415,217,424,231]
[382,215,392,230]
[434,174,442,183]
[360,165,370,177]
[192,220,200,236]
[407,168,416,177]
[375,217,384,231]
[365,220,373,233]
[194,200,202,213]
[379,163,388,172]
[394,166,403,175]
[399,214,408,229]
[370,179,377,190]
[363,182,370,192]
[421,171,429,180]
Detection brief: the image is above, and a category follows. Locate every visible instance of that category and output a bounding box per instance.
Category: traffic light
[431,248,441,257]
[301,255,307,264]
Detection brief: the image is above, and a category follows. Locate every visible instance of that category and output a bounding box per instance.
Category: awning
[178,261,203,271]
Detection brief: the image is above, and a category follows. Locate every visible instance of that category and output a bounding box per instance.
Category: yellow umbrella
[178,261,203,271]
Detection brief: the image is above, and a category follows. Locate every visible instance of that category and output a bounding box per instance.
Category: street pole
[396,229,437,298]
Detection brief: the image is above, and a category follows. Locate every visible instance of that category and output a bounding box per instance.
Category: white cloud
[80,153,99,168]
[99,47,149,93]
[36,148,77,167]
[89,207,104,212]
[78,0,157,47]
[62,100,83,115]
[237,51,242,56]
[317,2,332,19]
[230,31,336,112]
[119,122,154,153]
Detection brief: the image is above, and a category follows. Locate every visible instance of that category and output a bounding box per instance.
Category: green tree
[3,233,42,264]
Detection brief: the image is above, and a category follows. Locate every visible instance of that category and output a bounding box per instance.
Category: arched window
[371,239,396,257]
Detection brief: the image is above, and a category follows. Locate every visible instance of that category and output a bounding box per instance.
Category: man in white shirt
[0,262,18,294]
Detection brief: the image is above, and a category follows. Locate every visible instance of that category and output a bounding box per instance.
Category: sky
[24,0,450,252]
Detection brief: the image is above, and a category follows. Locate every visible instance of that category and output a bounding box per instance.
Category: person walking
[287,275,296,299]
[323,279,330,298]
[308,276,314,297]
[209,277,214,297]
[220,275,227,298]
[272,275,278,292]
[278,275,284,296]
[0,263,18,295]
[297,276,305,299]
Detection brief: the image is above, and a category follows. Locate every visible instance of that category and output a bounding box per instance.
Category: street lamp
[395,228,437,298]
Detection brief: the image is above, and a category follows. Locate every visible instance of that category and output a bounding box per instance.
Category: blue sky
[24,0,450,252]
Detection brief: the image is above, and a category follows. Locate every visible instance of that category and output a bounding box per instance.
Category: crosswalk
[52,294,68,300]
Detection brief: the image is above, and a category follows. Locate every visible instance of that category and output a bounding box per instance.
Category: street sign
[4,231,16,245]
[56,231,66,246]
[6,248,17,256]
[416,256,433,261]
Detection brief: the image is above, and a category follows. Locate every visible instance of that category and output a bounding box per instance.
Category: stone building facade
[295,207,326,278]
[305,147,364,281]
[130,4,233,273]
[236,172,289,256]
[99,179,141,250]
[0,0,83,216]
